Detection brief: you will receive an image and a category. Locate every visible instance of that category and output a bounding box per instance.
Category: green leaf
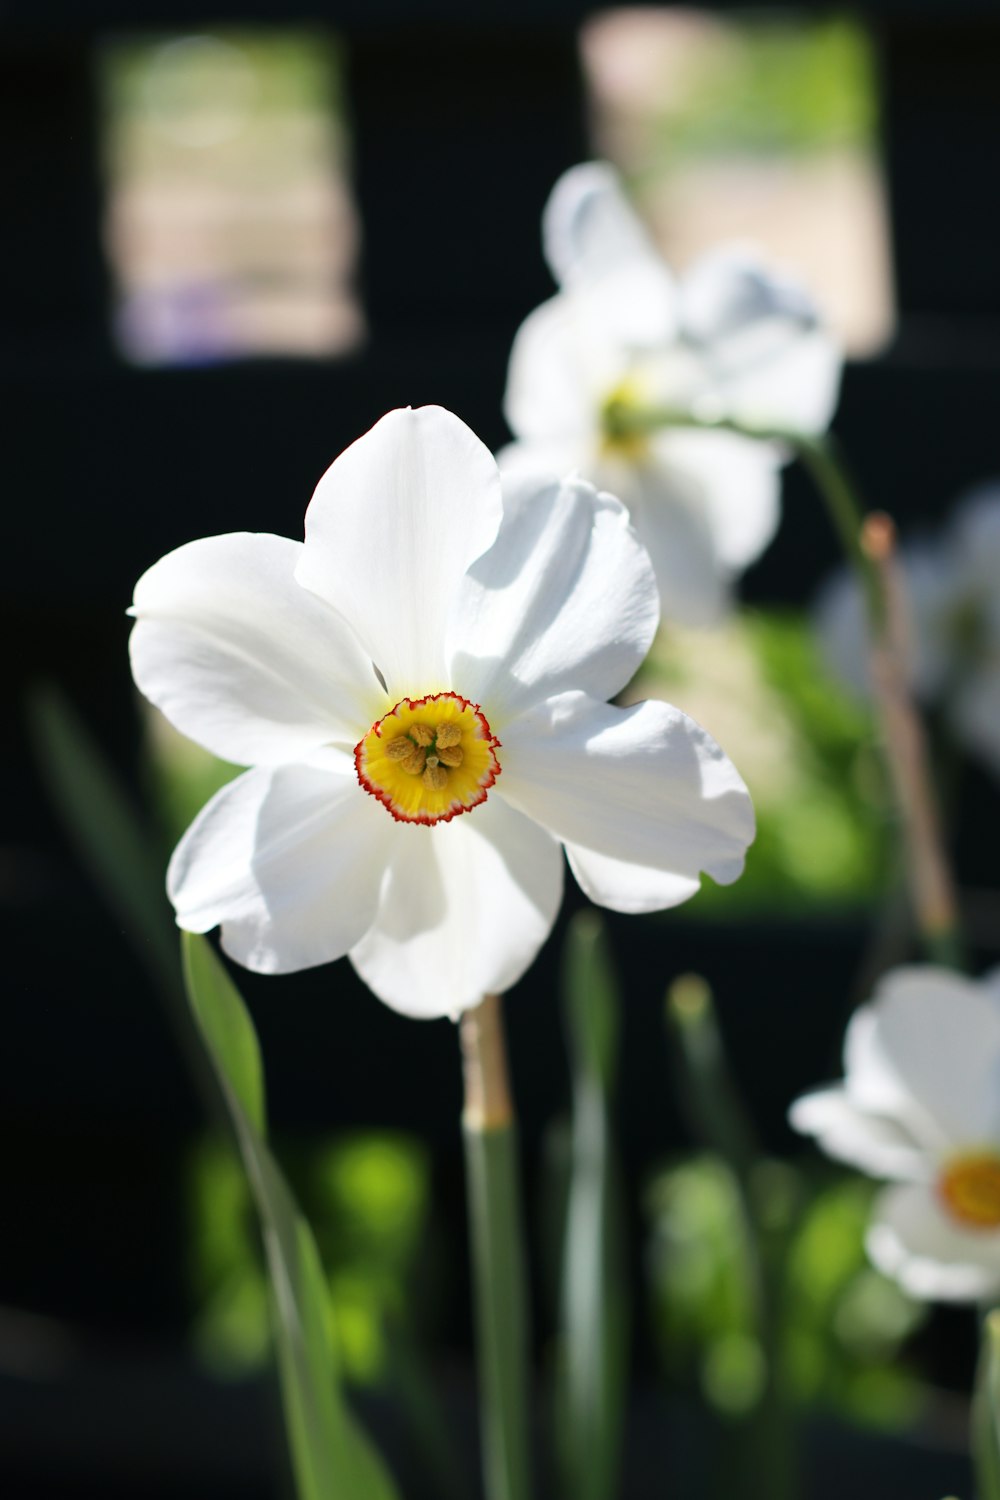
[27,682,182,1005]
[181,932,401,1500]
[973,1310,1000,1500]
[182,927,266,1136]
[555,913,628,1500]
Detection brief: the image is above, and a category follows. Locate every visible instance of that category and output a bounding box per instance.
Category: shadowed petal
[868,1182,1000,1301]
[349,797,564,1019]
[447,474,659,721]
[168,752,392,974]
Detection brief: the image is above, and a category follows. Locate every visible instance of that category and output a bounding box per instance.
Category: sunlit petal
[130,532,380,765]
[296,406,503,696]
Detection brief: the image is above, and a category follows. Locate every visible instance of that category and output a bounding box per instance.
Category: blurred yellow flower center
[938,1152,1000,1229]
[600,378,652,463]
[355,692,501,825]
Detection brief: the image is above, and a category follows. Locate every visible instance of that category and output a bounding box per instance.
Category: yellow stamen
[355,692,501,825]
[938,1152,1000,1229]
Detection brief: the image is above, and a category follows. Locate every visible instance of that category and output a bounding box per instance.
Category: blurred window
[98,29,364,366]
[581,9,894,357]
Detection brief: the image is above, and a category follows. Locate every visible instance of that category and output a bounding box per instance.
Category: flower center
[600,377,652,463]
[355,692,501,825]
[938,1152,1000,1230]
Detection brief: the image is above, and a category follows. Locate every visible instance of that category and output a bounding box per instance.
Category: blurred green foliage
[643,15,877,163]
[646,1155,927,1432]
[187,1131,431,1385]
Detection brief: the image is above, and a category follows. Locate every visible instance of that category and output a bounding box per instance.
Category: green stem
[460,995,533,1500]
[667,976,795,1500]
[608,400,964,967]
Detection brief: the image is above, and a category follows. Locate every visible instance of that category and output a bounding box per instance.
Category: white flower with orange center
[790,965,1000,1300]
[499,162,842,627]
[129,405,755,1019]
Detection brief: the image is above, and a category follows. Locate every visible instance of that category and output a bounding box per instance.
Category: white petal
[168,753,393,974]
[446,474,658,720]
[679,246,842,435]
[543,162,664,292]
[950,483,1000,598]
[349,798,564,1019]
[130,533,380,765]
[503,294,619,447]
[499,692,754,913]
[657,429,782,571]
[788,1086,927,1181]
[867,1183,1000,1302]
[949,665,1000,778]
[619,432,781,628]
[845,967,1000,1151]
[296,407,503,697]
[622,459,728,628]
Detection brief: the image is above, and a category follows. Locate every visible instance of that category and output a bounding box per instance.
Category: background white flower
[815,483,1000,777]
[499,161,842,627]
[129,405,755,1020]
[790,964,1000,1301]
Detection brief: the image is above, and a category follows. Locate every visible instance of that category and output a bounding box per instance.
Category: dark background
[3,2,1000,1496]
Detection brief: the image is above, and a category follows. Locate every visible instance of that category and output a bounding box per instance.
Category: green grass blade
[182,933,401,1500]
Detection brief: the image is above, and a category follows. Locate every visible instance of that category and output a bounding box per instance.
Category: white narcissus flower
[129,405,755,1020]
[499,161,842,627]
[790,965,1000,1301]
[815,483,1000,778]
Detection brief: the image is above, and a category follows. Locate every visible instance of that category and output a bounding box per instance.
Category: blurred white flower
[816,483,1000,776]
[129,405,755,1020]
[499,162,842,627]
[791,965,1000,1301]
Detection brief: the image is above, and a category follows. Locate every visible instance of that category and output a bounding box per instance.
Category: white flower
[129,405,755,1020]
[790,965,1000,1301]
[499,162,842,627]
[815,483,1000,777]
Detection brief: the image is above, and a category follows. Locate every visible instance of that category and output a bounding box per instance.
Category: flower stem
[666,975,795,1500]
[859,514,963,968]
[460,994,533,1500]
[606,399,963,965]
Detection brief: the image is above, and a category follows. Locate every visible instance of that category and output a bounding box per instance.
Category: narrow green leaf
[28,683,221,1116]
[556,912,628,1500]
[27,682,181,1004]
[182,933,401,1500]
[972,1310,1000,1500]
[182,928,266,1136]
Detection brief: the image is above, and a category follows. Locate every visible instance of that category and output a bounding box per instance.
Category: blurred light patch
[99,30,364,365]
[186,1132,430,1384]
[581,10,894,357]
